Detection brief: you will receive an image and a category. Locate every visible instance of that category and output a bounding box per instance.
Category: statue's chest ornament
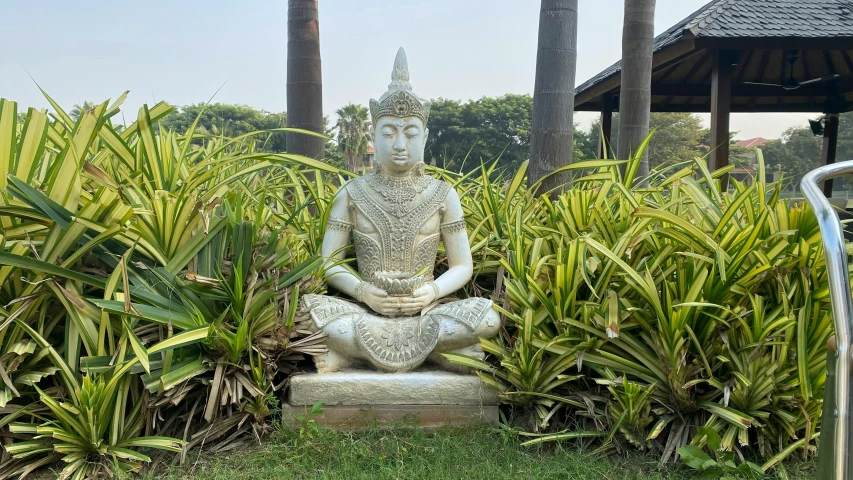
[349,173,449,279]
[365,169,431,218]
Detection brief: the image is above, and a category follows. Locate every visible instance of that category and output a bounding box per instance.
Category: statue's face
[373,116,429,173]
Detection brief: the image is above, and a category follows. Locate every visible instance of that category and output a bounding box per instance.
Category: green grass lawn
[142,425,817,480]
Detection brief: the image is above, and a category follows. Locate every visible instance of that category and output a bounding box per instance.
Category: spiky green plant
[0,93,336,478]
[0,90,839,478]
[450,144,836,469]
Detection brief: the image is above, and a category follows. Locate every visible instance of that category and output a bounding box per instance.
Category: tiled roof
[689,0,853,38]
[576,0,853,94]
[734,137,770,147]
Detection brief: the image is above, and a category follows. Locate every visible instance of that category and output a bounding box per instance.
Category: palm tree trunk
[346,150,359,174]
[616,0,656,182]
[286,0,324,160]
[528,0,578,195]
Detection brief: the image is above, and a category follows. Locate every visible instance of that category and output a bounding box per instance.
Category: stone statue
[303,48,501,373]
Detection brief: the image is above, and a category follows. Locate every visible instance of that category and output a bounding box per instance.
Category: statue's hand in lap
[362,284,437,317]
[405,285,438,314]
[360,283,391,316]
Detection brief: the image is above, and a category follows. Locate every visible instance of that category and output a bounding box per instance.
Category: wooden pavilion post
[710,50,734,191]
[822,113,840,197]
[598,93,614,158]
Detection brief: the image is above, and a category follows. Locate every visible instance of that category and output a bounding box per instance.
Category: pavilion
[574,0,853,194]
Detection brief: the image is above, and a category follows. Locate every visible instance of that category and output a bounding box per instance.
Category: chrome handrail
[802,160,853,480]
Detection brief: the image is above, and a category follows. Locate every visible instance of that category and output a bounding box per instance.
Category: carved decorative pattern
[355,314,440,370]
[368,47,431,126]
[429,297,493,331]
[369,90,431,126]
[326,218,354,233]
[303,294,495,371]
[365,167,431,218]
[413,233,440,277]
[302,294,366,329]
[440,219,467,235]
[354,281,366,302]
[381,322,415,351]
[353,231,383,281]
[347,173,450,282]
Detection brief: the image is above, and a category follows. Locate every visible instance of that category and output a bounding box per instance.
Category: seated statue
[303,48,500,373]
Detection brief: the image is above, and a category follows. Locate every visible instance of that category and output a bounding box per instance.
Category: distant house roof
[367,146,375,154]
[574,0,853,113]
[734,137,771,148]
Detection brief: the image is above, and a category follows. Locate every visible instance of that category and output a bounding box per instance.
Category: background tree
[424,98,465,167]
[643,112,703,169]
[286,0,324,160]
[334,103,371,173]
[832,112,853,190]
[160,103,287,151]
[70,101,95,122]
[755,112,853,192]
[528,0,578,193]
[427,95,532,172]
[616,0,656,183]
[572,124,596,161]
[424,94,589,173]
[590,112,704,170]
[837,112,853,164]
[323,115,345,169]
[761,127,822,191]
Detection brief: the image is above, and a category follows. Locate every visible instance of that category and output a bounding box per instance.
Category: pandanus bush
[0,93,338,478]
[451,144,837,470]
[0,90,838,477]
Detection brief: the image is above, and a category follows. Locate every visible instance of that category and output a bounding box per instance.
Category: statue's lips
[391,155,409,160]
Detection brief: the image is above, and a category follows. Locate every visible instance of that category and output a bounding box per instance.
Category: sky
[1,0,817,140]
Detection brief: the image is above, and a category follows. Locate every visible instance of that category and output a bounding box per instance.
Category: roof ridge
[685,0,741,35]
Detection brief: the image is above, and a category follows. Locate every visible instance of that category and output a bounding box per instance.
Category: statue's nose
[393,135,406,151]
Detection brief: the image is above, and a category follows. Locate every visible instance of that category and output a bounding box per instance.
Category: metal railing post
[802,161,853,480]
[821,337,839,477]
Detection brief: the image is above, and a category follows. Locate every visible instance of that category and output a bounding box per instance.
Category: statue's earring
[416,162,425,177]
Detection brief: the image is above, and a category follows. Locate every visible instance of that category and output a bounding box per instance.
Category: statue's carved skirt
[303,294,493,371]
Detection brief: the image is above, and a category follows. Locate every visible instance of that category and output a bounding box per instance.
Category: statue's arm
[433,188,474,298]
[321,187,363,299]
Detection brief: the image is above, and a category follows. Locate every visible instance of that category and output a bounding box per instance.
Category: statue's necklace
[367,166,430,216]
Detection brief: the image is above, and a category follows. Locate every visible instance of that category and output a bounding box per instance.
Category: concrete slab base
[286,370,500,429]
[289,370,500,406]
[282,404,499,428]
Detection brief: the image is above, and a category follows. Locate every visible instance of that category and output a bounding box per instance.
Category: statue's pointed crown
[369,47,430,126]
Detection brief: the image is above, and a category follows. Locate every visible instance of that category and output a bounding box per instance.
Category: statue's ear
[424,127,429,142]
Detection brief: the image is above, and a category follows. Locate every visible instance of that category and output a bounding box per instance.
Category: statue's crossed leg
[305,294,500,373]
